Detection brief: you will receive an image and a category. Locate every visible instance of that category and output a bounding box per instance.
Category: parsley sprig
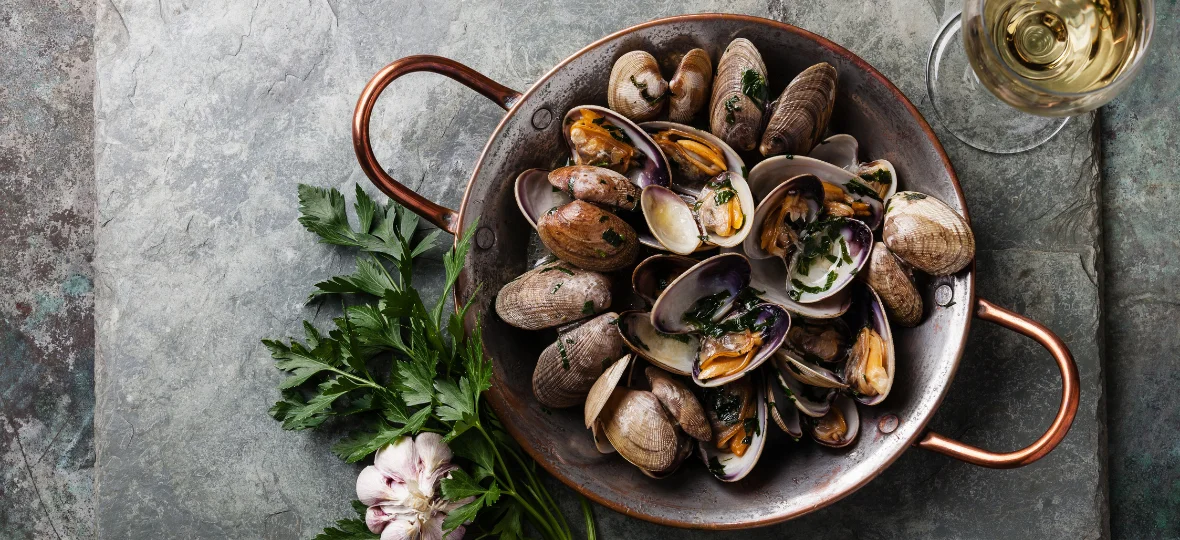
[267,184,592,539]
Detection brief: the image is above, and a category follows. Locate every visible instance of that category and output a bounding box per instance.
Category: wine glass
[926,0,1154,154]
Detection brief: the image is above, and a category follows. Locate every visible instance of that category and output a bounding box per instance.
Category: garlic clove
[413,432,457,496]
[356,466,414,507]
[378,515,420,540]
[374,436,419,481]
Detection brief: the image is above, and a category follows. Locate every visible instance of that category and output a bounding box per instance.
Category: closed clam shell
[495,261,610,330]
[532,313,626,408]
[863,242,922,327]
[548,165,641,211]
[537,200,639,272]
[709,38,767,152]
[668,48,713,123]
[608,51,668,122]
[882,192,975,276]
[602,389,683,473]
[759,63,838,157]
[646,367,712,442]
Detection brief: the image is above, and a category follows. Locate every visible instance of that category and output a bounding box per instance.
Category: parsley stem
[503,489,559,539]
[580,495,597,540]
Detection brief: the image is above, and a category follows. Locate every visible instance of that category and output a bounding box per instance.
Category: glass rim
[973,0,1156,99]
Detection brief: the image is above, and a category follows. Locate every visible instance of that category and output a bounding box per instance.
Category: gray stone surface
[1102,2,1180,538]
[0,0,96,538]
[91,1,1108,539]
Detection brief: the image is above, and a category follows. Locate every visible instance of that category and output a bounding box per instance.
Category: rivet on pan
[878,414,899,434]
[476,226,496,250]
[935,284,954,307]
[531,107,553,130]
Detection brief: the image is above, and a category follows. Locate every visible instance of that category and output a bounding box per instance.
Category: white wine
[982,0,1145,93]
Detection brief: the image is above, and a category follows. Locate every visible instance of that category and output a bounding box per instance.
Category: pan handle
[352,55,522,235]
[915,298,1080,468]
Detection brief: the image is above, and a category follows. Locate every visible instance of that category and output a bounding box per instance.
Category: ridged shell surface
[602,389,682,473]
[646,367,712,442]
[668,48,713,123]
[532,313,626,408]
[882,192,975,276]
[608,51,668,122]
[759,63,837,157]
[494,261,610,330]
[537,200,639,272]
[548,166,641,211]
[863,243,922,327]
[708,39,767,152]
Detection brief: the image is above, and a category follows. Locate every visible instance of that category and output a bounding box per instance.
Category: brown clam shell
[601,389,682,473]
[537,200,639,272]
[863,242,923,327]
[548,165,641,211]
[494,261,610,331]
[607,51,668,122]
[708,38,767,152]
[668,48,713,123]
[882,192,975,276]
[532,313,626,408]
[646,367,712,442]
[759,63,837,157]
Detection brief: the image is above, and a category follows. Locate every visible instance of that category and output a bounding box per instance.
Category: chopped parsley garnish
[655,330,691,344]
[902,192,927,201]
[724,95,741,124]
[708,456,726,476]
[859,168,893,187]
[557,336,571,369]
[741,417,761,444]
[705,387,744,426]
[845,178,882,201]
[714,189,736,205]
[582,300,596,315]
[551,282,563,294]
[740,69,768,109]
[540,265,575,276]
[630,75,665,104]
[601,228,625,247]
[839,238,853,264]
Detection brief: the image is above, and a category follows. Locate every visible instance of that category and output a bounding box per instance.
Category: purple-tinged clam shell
[807,134,859,172]
[787,217,872,304]
[841,282,895,406]
[617,311,699,376]
[774,349,847,389]
[697,371,767,482]
[739,250,851,319]
[632,254,697,305]
[774,355,835,418]
[748,155,885,230]
[691,302,791,388]
[563,105,671,189]
[650,253,751,334]
[767,371,804,439]
[515,168,573,229]
[742,174,824,260]
[807,394,860,448]
[639,121,745,197]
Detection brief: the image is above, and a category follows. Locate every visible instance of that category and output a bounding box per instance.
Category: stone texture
[85,1,1103,539]
[0,0,97,538]
[1101,2,1180,538]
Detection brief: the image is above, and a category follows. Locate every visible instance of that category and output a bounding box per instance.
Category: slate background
[0,0,1175,538]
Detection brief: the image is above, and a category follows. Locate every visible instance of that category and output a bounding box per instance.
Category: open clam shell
[856,159,897,201]
[767,372,803,439]
[696,172,755,248]
[646,367,712,442]
[808,134,859,172]
[807,394,860,448]
[602,389,685,474]
[585,354,632,429]
[742,174,824,260]
[563,105,670,189]
[515,168,573,229]
[691,302,790,388]
[698,372,768,482]
[774,355,834,418]
[748,155,885,230]
[640,121,744,197]
[617,311,698,376]
[774,349,847,389]
[641,185,703,255]
[787,217,872,303]
[784,317,852,365]
[650,253,751,334]
[744,253,852,319]
[842,283,895,406]
[632,254,697,305]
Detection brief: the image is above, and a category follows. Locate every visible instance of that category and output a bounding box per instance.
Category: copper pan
[351,14,1079,529]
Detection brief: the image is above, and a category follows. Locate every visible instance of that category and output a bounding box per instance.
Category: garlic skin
[355,433,473,540]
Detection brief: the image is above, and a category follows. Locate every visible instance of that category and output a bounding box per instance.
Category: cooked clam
[563,105,671,189]
[698,373,767,482]
[602,389,685,474]
[786,217,872,304]
[863,242,922,327]
[617,310,699,375]
[747,155,885,230]
[808,394,860,448]
[668,48,713,123]
[784,317,851,364]
[744,250,852,320]
[856,159,897,201]
[882,191,975,276]
[585,355,632,429]
[632,254,697,305]
[774,356,834,418]
[495,261,610,330]
[515,168,574,228]
[537,200,639,272]
[695,172,755,248]
[842,283,895,405]
[775,349,847,389]
[743,174,824,263]
[767,373,803,439]
[532,313,626,408]
[646,367,712,442]
[644,124,734,194]
[759,63,837,157]
[692,303,790,387]
[708,38,767,152]
[608,51,668,122]
[548,165,641,211]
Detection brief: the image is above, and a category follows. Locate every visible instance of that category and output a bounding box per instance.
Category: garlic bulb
[355,433,474,540]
